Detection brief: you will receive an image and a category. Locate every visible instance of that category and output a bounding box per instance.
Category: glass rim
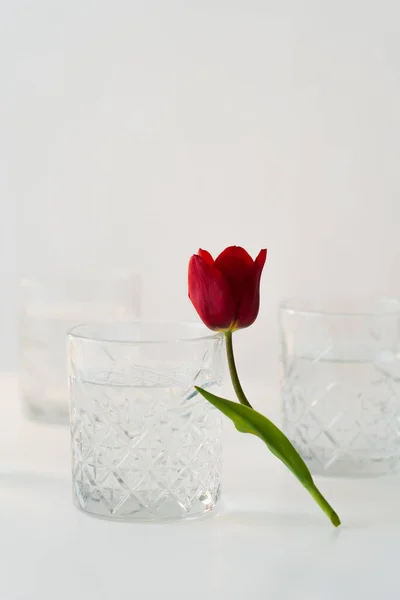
[67,321,222,344]
[279,296,400,318]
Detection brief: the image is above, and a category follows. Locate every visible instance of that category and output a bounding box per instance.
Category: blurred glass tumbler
[19,274,141,424]
[280,298,400,477]
[68,322,224,522]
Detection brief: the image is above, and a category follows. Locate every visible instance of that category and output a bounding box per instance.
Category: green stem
[224,331,253,409]
[308,485,341,528]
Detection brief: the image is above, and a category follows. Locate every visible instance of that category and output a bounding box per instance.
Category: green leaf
[195,386,341,528]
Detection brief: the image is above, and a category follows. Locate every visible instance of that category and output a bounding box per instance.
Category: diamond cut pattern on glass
[282,361,400,476]
[70,365,222,521]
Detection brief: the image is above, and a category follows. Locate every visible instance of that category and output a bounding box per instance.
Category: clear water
[70,377,223,521]
[282,356,400,476]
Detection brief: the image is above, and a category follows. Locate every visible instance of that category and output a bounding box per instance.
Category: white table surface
[1,373,400,600]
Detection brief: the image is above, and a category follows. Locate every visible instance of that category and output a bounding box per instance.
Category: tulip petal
[254,248,267,271]
[198,248,214,266]
[235,249,267,329]
[214,246,255,303]
[188,255,236,331]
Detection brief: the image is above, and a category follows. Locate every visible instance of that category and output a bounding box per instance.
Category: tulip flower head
[188,246,267,332]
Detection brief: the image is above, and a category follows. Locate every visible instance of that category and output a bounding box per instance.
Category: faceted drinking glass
[280,298,400,477]
[68,322,224,522]
[19,273,141,424]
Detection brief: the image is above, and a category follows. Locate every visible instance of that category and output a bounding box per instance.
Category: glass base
[73,485,221,523]
[23,395,69,426]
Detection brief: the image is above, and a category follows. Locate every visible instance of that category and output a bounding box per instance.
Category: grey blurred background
[1,0,400,386]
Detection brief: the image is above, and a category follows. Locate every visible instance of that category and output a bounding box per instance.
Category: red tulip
[188,246,267,331]
[188,245,340,528]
